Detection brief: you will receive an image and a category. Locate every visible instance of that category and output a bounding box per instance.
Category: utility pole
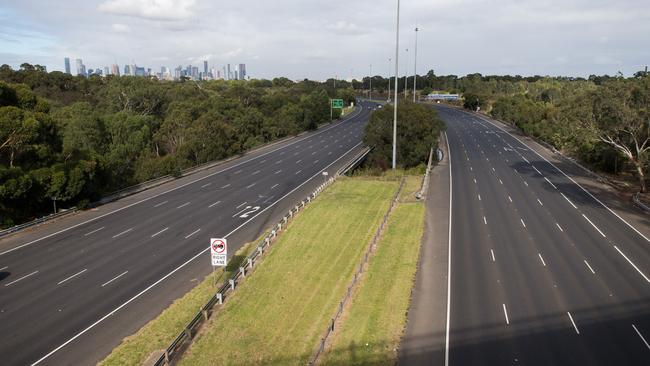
[393,0,400,170]
[413,26,419,103]
[404,48,409,99]
[369,64,373,101]
[388,58,392,102]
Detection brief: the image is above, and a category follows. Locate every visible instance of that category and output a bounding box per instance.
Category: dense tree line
[354,70,650,192]
[0,64,356,227]
[363,102,445,170]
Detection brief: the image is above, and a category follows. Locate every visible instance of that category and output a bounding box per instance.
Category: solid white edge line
[613,245,650,283]
[57,269,87,285]
[445,131,452,366]
[101,271,128,287]
[1,108,364,257]
[584,260,596,274]
[4,270,38,287]
[502,303,510,325]
[567,311,580,334]
[582,214,606,238]
[632,324,650,350]
[471,111,650,243]
[31,141,365,366]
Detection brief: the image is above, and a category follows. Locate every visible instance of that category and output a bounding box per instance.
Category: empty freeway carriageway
[0,101,375,366]
[439,105,650,365]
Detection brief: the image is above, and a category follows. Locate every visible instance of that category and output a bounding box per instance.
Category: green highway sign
[331,99,344,109]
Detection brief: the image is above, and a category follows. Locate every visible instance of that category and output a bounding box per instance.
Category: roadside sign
[210,238,227,266]
[331,99,344,109]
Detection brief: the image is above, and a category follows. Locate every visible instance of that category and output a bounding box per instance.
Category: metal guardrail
[153,172,342,365]
[307,177,405,365]
[633,192,650,214]
[337,147,372,176]
[0,108,363,239]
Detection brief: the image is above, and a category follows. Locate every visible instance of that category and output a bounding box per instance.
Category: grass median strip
[321,176,425,365]
[179,178,398,365]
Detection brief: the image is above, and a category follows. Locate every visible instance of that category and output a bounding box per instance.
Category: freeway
[440,105,650,365]
[0,100,376,365]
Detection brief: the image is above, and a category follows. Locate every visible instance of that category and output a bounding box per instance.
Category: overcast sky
[1,0,649,80]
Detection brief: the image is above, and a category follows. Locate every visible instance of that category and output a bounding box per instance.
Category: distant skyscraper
[104,66,109,76]
[75,59,86,77]
[111,64,120,76]
[135,66,145,77]
[191,66,199,80]
[238,64,246,80]
[203,60,208,74]
[227,64,231,80]
[124,64,130,76]
[64,57,71,74]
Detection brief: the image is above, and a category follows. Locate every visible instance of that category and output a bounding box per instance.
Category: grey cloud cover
[0,0,649,79]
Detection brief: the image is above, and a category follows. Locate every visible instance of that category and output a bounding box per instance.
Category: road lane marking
[295,170,302,175]
[521,218,526,228]
[556,223,564,232]
[236,202,247,209]
[490,249,495,262]
[296,160,302,164]
[153,201,168,208]
[508,196,513,202]
[84,227,105,236]
[220,184,231,189]
[208,201,221,208]
[101,271,128,287]
[312,151,317,155]
[561,193,577,209]
[473,178,477,184]
[478,194,481,201]
[582,214,606,238]
[201,182,212,188]
[632,324,650,350]
[522,157,530,164]
[275,160,282,164]
[184,228,201,239]
[533,166,542,175]
[444,131,452,366]
[499,179,503,185]
[537,198,543,206]
[246,183,256,189]
[502,304,510,325]
[234,169,242,174]
[538,253,547,267]
[259,159,266,164]
[274,170,282,174]
[271,184,279,190]
[614,245,650,283]
[0,266,7,271]
[584,260,595,274]
[492,167,496,172]
[484,216,487,225]
[151,227,169,238]
[524,181,528,187]
[4,270,38,287]
[29,141,366,365]
[544,177,558,189]
[567,312,580,334]
[314,160,319,164]
[112,228,133,238]
[176,202,191,209]
[251,170,260,175]
[57,269,87,285]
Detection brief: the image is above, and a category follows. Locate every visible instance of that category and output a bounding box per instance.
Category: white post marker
[211,238,228,267]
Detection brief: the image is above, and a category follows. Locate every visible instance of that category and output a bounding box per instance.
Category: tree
[0,106,38,167]
[591,79,650,192]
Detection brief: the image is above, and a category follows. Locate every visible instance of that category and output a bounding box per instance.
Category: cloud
[99,0,196,21]
[325,21,368,35]
[111,23,131,33]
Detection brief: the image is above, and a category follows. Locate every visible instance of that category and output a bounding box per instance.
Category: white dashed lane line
[84,227,105,237]
[101,271,128,287]
[57,269,87,285]
[151,227,169,238]
[4,270,38,287]
[112,228,133,239]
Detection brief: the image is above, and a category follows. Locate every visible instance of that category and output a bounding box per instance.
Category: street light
[413,26,419,103]
[404,48,409,98]
[369,64,373,101]
[392,0,400,170]
[388,58,392,102]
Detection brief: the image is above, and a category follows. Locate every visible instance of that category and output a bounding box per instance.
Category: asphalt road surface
[440,105,650,365]
[0,101,377,366]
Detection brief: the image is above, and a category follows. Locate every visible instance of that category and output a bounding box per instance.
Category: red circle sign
[212,239,226,254]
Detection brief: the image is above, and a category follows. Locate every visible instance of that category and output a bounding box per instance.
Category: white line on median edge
[101,271,128,287]
[30,141,366,366]
[445,131,453,366]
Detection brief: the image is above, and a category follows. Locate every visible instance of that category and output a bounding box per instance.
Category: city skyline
[1,1,649,79]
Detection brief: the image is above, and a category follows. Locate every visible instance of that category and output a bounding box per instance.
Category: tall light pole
[392,0,400,170]
[404,48,409,98]
[369,64,373,101]
[388,58,391,102]
[413,27,419,102]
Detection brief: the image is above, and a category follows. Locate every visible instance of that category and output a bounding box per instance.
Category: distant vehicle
[378,105,382,109]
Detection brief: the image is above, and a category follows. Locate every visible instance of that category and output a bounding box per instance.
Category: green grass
[179,178,399,365]
[320,176,425,366]
[99,242,256,366]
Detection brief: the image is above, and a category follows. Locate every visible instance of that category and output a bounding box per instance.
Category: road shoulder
[397,132,451,366]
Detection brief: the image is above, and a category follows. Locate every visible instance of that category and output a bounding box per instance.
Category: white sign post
[211,238,228,267]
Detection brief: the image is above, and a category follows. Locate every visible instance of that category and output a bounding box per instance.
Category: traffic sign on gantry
[210,238,227,266]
